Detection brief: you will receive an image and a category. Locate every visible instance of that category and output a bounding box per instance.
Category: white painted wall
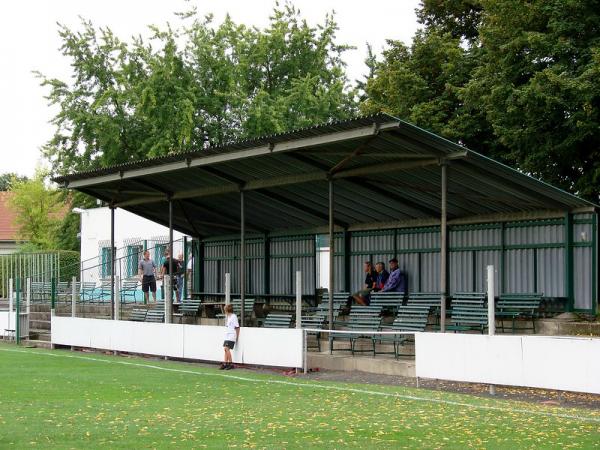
[415,333,600,395]
[51,316,304,368]
[79,207,189,283]
[0,311,16,334]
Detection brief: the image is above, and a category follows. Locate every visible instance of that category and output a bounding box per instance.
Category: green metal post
[183,236,188,300]
[565,212,574,311]
[500,222,505,294]
[593,213,597,315]
[343,230,351,293]
[51,277,56,309]
[15,278,21,344]
[197,240,204,293]
[264,235,271,296]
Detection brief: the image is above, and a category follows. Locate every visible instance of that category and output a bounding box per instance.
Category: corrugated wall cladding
[505,223,564,245]
[351,231,394,252]
[199,213,597,311]
[537,248,564,297]
[270,236,315,295]
[450,252,473,293]
[475,251,501,294]
[574,247,592,310]
[574,223,592,243]
[505,249,535,293]
[420,253,441,292]
[398,230,439,250]
[450,227,500,247]
[396,253,419,292]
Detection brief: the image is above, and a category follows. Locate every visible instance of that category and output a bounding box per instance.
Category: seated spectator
[382,258,406,293]
[348,261,377,307]
[373,262,389,291]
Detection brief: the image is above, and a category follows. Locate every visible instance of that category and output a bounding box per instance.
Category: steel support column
[328,179,335,330]
[440,163,448,332]
[167,198,173,323]
[240,191,246,326]
[110,206,115,320]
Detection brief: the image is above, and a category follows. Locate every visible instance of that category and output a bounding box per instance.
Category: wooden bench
[301,315,325,351]
[369,292,405,314]
[343,305,382,316]
[179,299,202,318]
[120,279,139,302]
[145,309,164,323]
[129,308,147,322]
[80,282,97,300]
[375,305,429,357]
[445,292,487,333]
[406,292,442,324]
[216,298,256,322]
[263,313,292,328]
[329,314,381,356]
[497,293,543,333]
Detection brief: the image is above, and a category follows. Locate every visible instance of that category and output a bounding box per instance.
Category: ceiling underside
[57,114,595,237]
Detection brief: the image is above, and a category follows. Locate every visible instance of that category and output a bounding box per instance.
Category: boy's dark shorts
[223,340,235,349]
[142,275,157,293]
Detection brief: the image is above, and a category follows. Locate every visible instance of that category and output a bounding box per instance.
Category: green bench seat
[369,292,405,314]
[301,315,326,351]
[497,293,543,333]
[263,313,292,328]
[375,305,429,357]
[129,308,147,322]
[329,314,381,356]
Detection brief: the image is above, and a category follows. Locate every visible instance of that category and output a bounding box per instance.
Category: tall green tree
[464,0,600,199]
[39,4,357,177]
[0,173,28,191]
[8,172,65,251]
[361,30,504,160]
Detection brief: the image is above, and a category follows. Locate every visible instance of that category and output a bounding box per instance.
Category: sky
[0,0,421,178]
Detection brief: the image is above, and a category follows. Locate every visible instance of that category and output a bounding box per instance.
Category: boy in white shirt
[220,304,240,370]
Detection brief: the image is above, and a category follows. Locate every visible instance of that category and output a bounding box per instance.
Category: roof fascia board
[63,121,401,190]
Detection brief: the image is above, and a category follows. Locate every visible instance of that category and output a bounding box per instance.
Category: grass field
[1,343,599,449]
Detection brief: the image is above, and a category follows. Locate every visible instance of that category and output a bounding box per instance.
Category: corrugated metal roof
[54,113,597,237]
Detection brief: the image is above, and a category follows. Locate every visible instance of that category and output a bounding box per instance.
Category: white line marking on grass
[2,346,600,424]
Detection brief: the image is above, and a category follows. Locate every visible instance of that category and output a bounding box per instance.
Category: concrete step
[29,319,51,330]
[308,352,415,377]
[26,340,53,349]
[29,329,51,341]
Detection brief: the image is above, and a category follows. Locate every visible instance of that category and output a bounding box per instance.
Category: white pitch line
[2,346,600,424]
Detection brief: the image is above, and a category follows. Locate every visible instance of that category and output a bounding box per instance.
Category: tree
[38,4,357,177]
[416,0,483,43]
[8,172,65,251]
[464,0,600,200]
[0,173,28,191]
[361,30,505,160]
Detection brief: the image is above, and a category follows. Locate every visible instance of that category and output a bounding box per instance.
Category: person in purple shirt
[382,258,406,293]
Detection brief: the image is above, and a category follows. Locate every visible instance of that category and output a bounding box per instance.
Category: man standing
[161,250,180,301]
[382,258,406,293]
[138,250,157,303]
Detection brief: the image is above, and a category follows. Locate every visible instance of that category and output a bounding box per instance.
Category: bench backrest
[451,292,486,308]
[145,309,164,323]
[350,305,383,316]
[129,309,147,321]
[230,298,255,314]
[450,304,488,325]
[180,299,202,314]
[301,316,325,329]
[264,313,292,328]
[391,306,429,332]
[369,292,404,310]
[321,292,350,306]
[497,293,542,315]
[344,313,381,331]
[407,292,441,309]
[121,280,139,290]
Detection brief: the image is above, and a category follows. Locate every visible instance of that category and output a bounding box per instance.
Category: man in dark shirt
[348,261,377,307]
[373,262,389,291]
[161,250,182,300]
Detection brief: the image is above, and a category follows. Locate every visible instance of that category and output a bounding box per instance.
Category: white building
[79,207,189,284]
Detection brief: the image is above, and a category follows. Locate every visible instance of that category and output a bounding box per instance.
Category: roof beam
[181,197,267,234]
[65,121,402,189]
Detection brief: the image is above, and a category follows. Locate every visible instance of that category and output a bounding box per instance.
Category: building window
[100,247,115,279]
[126,245,143,278]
